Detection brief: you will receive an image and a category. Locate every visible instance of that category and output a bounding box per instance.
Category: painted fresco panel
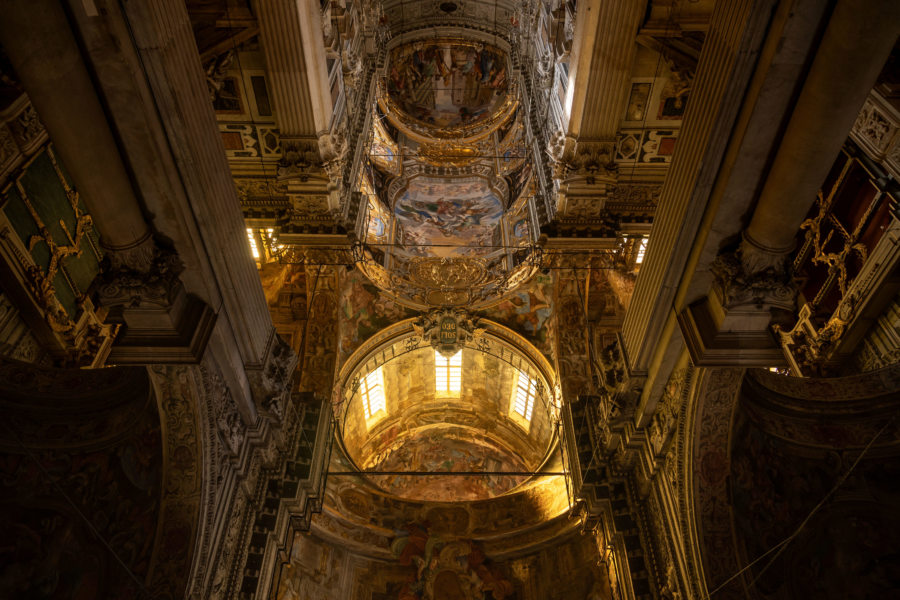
[394,176,503,258]
[369,431,530,501]
[481,273,556,361]
[339,271,415,361]
[387,41,509,129]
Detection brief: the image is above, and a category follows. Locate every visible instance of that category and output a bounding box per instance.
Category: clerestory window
[361,367,386,420]
[435,349,462,397]
[635,236,648,264]
[512,370,537,422]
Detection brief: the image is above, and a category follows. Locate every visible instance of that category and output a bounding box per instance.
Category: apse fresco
[393,525,515,600]
[387,41,509,130]
[395,176,503,257]
[369,431,530,501]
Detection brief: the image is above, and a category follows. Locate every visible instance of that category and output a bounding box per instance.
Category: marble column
[742,0,900,270]
[0,0,155,270]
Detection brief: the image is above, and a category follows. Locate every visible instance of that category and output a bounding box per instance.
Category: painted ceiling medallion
[379,39,518,142]
[394,175,503,258]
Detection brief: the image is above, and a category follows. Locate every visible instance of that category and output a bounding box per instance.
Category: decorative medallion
[412,308,484,357]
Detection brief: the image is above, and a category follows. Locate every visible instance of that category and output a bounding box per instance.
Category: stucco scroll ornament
[411,307,485,358]
[211,374,246,456]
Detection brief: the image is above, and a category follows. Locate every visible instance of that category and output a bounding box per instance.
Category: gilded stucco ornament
[408,256,488,289]
[412,307,485,357]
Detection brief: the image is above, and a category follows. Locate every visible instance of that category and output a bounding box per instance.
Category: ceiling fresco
[346,20,543,311]
[365,429,531,501]
[382,40,516,140]
[394,175,504,258]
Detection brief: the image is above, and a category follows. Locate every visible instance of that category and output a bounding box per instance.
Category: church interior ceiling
[193,0,698,596]
[12,1,900,600]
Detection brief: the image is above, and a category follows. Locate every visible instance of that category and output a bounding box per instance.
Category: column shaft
[256,0,330,138]
[745,0,900,258]
[0,0,154,268]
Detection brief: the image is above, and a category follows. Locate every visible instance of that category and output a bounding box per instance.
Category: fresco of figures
[387,41,509,129]
[369,431,530,501]
[394,176,503,257]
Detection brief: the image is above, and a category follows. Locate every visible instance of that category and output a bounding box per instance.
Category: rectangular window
[635,236,648,264]
[362,368,386,419]
[513,370,536,421]
[246,228,260,260]
[435,350,462,397]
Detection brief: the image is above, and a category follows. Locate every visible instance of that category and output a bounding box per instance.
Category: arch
[684,364,900,599]
[0,356,164,599]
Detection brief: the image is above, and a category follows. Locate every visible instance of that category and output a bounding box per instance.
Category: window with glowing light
[512,370,537,422]
[246,227,283,261]
[361,368,386,420]
[635,237,648,264]
[246,228,260,260]
[435,350,462,397]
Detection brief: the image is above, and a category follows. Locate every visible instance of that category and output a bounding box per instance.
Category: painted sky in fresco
[394,176,503,257]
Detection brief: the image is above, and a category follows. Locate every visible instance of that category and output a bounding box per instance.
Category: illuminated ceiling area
[353,20,542,310]
[276,322,597,599]
[192,0,692,596]
[338,340,556,503]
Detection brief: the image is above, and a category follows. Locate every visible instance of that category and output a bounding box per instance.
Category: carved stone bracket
[679,240,795,366]
[96,245,184,309]
[277,139,326,182]
[558,141,618,183]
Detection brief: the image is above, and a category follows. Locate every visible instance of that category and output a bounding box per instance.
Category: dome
[339,341,556,503]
